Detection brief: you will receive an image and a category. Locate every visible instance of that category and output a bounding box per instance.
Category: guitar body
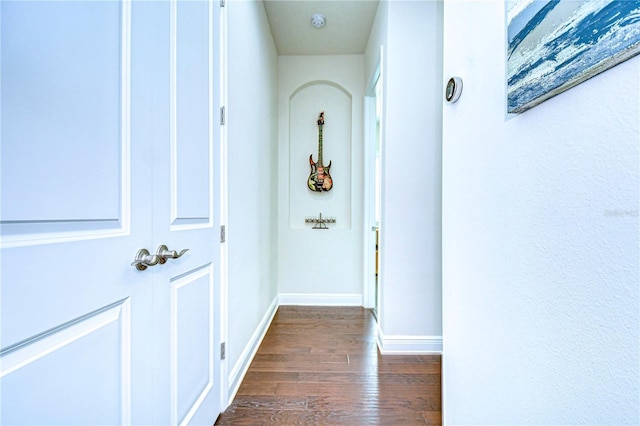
[308,111,333,192]
[308,156,333,192]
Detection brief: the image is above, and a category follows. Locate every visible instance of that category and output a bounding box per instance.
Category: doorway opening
[365,59,383,321]
[372,75,382,318]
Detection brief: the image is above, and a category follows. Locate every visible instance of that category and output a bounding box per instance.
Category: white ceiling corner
[262,0,380,56]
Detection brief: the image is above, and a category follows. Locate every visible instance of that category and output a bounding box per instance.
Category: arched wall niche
[277,55,364,300]
[288,80,352,229]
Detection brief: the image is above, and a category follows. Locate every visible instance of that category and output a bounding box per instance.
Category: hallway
[215,306,441,425]
[2,0,637,423]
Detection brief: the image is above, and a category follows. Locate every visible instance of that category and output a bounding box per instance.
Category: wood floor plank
[215,306,442,425]
[274,382,381,397]
[423,410,443,425]
[227,395,308,411]
[235,381,278,396]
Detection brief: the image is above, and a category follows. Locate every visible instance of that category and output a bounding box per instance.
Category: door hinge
[220,225,226,243]
[220,0,225,7]
[220,342,226,360]
[220,106,225,125]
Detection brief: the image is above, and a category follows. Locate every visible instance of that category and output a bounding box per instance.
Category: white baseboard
[278,293,363,306]
[377,326,443,354]
[227,296,278,402]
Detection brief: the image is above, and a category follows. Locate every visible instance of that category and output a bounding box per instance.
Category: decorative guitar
[307,111,333,192]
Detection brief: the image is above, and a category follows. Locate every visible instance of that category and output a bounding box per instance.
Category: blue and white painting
[507,0,640,113]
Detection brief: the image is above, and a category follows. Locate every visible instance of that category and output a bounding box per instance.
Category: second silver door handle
[132,248,160,271]
[156,245,189,264]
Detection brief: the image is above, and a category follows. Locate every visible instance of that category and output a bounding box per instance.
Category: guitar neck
[317,127,323,165]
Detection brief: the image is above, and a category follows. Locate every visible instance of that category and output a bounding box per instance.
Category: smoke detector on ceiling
[311,13,326,29]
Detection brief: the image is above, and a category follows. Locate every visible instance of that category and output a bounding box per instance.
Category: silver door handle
[156,245,189,264]
[131,248,160,271]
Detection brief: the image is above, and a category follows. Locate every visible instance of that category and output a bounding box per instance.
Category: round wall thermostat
[445,77,463,103]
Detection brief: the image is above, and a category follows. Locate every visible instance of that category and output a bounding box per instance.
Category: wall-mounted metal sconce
[305,212,336,229]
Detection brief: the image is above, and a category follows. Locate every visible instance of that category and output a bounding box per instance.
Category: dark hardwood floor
[215,306,442,425]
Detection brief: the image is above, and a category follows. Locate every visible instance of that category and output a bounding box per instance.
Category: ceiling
[262,0,380,55]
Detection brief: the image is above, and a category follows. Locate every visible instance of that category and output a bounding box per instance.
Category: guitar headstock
[317,111,324,127]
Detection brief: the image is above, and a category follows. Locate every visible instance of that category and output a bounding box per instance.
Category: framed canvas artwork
[507,0,640,113]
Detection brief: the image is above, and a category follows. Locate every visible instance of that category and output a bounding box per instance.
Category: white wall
[364,1,387,87]
[365,0,443,350]
[442,1,640,424]
[277,55,365,305]
[226,0,278,392]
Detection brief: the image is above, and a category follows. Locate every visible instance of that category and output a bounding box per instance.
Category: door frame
[363,47,384,317]
[363,94,376,311]
[217,0,230,411]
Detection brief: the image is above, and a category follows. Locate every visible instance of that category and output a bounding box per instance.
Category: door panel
[1,0,129,244]
[171,266,215,425]
[1,0,222,424]
[1,1,152,424]
[173,0,212,224]
[153,0,222,424]
[1,0,123,225]
[1,300,131,425]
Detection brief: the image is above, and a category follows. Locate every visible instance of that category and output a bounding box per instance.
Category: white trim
[169,0,178,226]
[377,326,442,355]
[120,298,132,426]
[0,301,127,376]
[363,55,383,311]
[218,0,229,411]
[227,296,278,404]
[362,95,376,310]
[376,44,386,322]
[207,0,215,233]
[278,293,363,306]
[120,0,132,245]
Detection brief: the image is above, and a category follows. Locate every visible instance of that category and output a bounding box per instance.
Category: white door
[0,0,223,424]
[146,0,223,424]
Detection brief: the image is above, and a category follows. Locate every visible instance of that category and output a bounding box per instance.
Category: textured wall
[365,0,443,340]
[226,0,279,384]
[442,1,640,424]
